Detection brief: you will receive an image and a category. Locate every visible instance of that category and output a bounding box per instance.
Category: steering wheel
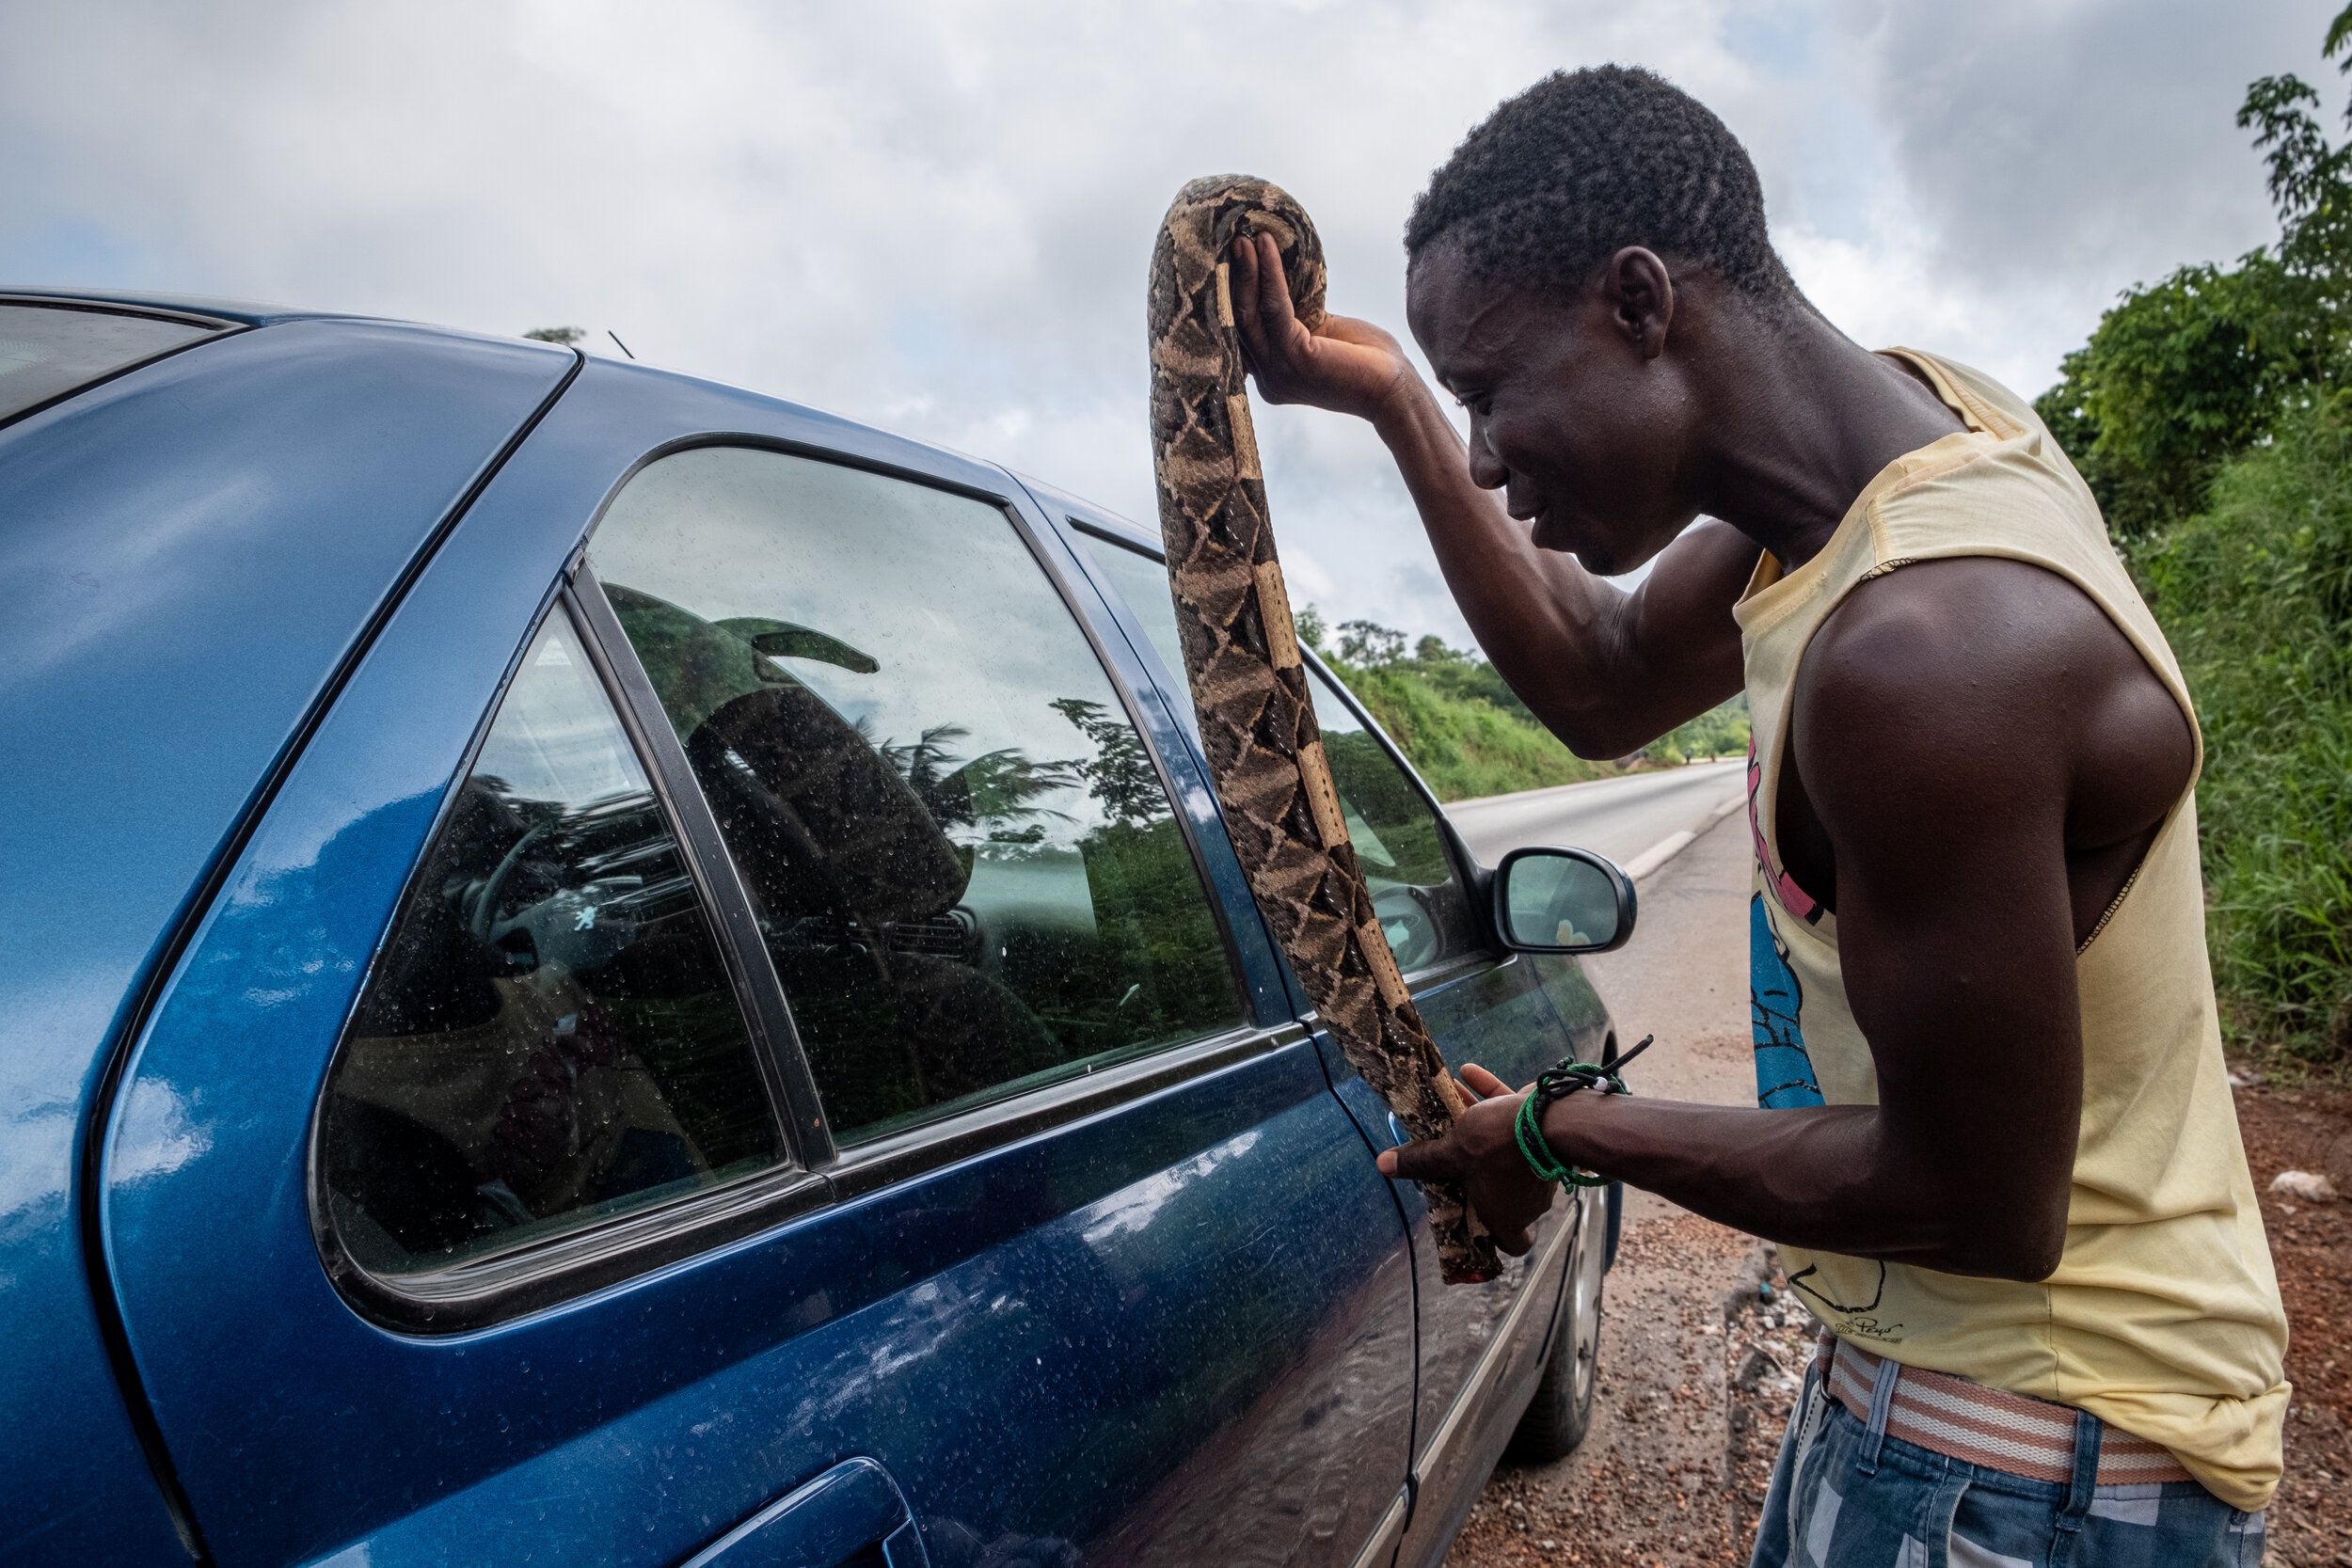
[469,819,552,947]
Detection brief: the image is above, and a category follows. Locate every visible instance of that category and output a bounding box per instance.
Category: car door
[97,363,1414,1568]
[1056,514,1617,1552]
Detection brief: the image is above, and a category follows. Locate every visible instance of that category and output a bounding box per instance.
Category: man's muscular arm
[1383,561,2187,1281]
[1230,233,1750,758]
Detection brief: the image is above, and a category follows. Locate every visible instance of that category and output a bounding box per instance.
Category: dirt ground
[1442,811,2352,1566]
[2237,1080,2351,1568]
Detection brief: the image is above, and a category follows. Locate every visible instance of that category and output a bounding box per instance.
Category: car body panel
[1030,491,1625,1560]
[1,300,1620,1566]
[0,315,573,1563]
[98,356,1416,1566]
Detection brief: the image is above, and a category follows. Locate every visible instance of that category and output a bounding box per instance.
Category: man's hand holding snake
[1377,1063,1581,1258]
[1229,231,1413,420]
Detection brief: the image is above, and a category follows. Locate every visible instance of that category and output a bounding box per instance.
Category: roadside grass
[1328,657,1611,800]
[2140,396,2352,1069]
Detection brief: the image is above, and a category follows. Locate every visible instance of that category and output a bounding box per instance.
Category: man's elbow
[1939,1201,2067,1283]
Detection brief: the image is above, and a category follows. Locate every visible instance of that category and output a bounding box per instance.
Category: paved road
[1445,757,1746,872]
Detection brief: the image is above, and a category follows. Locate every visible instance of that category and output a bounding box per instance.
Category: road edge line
[1622,793,1747,881]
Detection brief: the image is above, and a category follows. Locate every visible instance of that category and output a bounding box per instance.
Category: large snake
[1148,176,1501,1285]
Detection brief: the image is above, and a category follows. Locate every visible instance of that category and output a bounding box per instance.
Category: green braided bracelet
[1512,1035,1653,1189]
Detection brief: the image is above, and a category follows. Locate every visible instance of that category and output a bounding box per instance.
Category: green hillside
[1305,613,1749,802]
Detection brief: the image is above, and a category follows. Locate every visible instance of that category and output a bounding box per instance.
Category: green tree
[2034,259,2323,539]
[2033,4,2352,539]
[2033,2,2352,1066]
[1414,633,1467,664]
[523,325,586,345]
[1337,618,1406,667]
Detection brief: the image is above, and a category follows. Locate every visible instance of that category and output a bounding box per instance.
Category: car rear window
[0,301,228,425]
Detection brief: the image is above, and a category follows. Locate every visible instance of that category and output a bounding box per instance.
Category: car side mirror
[1493,846,1637,955]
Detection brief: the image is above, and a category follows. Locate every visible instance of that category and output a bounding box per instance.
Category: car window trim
[998,500,1263,1030]
[1060,520,1502,978]
[567,566,836,1167]
[1295,645,1498,954]
[825,1018,1307,1203]
[570,439,1263,1162]
[1058,520,1486,913]
[309,588,813,1334]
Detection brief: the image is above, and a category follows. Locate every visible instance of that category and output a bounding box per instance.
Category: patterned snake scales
[1148,175,1502,1285]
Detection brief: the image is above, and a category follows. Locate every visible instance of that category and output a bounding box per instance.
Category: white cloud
[1,0,2335,644]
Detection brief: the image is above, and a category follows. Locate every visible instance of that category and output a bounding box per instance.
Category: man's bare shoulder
[1791,556,2188,839]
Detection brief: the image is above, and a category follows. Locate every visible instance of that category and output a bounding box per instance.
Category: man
[1230,66,2287,1567]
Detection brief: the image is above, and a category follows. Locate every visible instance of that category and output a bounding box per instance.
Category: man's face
[1406,245,1702,577]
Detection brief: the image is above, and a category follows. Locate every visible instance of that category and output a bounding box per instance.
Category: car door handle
[682,1457,930,1568]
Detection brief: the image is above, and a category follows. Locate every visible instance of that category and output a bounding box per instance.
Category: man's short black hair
[1406,66,1798,309]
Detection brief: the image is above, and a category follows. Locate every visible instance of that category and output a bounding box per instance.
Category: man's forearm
[1543,1092,2057,1280]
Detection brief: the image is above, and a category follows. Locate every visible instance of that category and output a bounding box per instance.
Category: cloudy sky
[2,0,2338,647]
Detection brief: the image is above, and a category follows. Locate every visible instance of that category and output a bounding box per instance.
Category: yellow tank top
[1734,350,2289,1510]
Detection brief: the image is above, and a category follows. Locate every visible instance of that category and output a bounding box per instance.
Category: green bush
[2137,398,2352,1063]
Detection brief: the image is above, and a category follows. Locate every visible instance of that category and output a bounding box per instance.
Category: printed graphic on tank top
[1746,740,1823,1114]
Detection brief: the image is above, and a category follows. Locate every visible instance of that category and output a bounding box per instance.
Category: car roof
[0,283,359,326]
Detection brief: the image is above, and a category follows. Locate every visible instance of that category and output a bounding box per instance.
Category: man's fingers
[1230,232,1265,365]
[1376,1136,1458,1183]
[1249,233,1302,338]
[1489,1223,1537,1258]
[1459,1063,1514,1100]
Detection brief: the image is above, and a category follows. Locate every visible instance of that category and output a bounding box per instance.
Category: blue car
[0,289,1635,1568]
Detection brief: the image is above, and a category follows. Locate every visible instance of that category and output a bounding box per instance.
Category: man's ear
[1604,246,1675,361]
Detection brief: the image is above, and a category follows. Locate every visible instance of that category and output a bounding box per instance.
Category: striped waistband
[1819,1337,2195,1487]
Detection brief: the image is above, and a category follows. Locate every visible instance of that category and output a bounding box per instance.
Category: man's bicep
[1607,519,1756,727]
[1792,587,2086,1258]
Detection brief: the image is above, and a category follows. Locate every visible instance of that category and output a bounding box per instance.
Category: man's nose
[1466,414,1507,491]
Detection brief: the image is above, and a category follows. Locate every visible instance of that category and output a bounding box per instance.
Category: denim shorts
[1751,1354,2266,1568]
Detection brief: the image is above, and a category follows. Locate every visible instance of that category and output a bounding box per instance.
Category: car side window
[1304,661,1479,974]
[1072,526,1191,708]
[587,448,1246,1146]
[319,607,784,1276]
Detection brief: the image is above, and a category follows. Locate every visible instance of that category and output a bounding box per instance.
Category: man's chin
[1528,513,1584,557]
[1531,514,1626,575]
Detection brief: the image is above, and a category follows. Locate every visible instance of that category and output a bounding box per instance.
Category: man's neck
[1684,308,1969,571]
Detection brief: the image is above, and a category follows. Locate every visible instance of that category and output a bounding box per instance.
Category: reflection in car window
[320,609,782,1276]
[588,449,1245,1145]
[1303,662,1477,974]
[0,303,223,423]
[1073,527,1191,707]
